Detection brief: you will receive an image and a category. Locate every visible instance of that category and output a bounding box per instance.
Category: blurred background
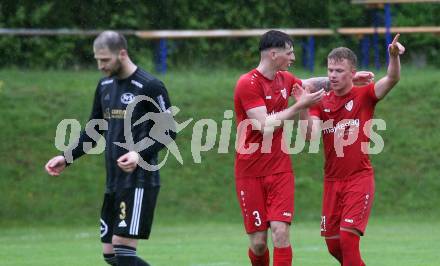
[1,0,439,232]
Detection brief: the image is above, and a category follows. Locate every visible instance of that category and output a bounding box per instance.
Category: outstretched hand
[292,83,324,109]
[389,33,405,57]
[353,71,375,86]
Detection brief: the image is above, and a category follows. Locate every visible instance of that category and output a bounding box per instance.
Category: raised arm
[374,33,405,100]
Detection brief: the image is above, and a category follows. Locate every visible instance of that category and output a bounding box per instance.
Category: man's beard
[108,60,123,77]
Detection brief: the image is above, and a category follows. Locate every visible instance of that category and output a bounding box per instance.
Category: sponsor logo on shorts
[321,216,326,232]
[344,218,354,224]
[282,212,292,217]
[118,220,127,228]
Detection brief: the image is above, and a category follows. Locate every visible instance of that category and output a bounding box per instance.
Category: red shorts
[235,172,294,234]
[321,175,375,237]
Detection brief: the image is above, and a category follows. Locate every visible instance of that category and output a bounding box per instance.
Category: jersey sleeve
[294,77,302,86]
[234,76,265,111]
[137,79,177,160]
[284,72,302,97]
[308,103,322,119]
[63,84,104,163]
[366,82,379,104]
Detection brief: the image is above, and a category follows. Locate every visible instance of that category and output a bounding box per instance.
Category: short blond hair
[328,47,357,69]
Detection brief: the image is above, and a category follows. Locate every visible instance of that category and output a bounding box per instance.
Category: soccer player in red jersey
[233,30,374,266]
[301,34,405,265]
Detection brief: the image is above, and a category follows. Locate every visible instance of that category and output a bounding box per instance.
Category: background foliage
[1,1,439,69]
[1,1,439,225]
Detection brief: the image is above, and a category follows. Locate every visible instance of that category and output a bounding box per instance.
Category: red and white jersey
[309,83,379,181]
[233,69,302,179]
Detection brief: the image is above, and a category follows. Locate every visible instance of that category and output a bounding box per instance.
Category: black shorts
[100,186,160,243]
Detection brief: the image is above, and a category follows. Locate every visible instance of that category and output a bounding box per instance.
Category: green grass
[0,67,439,225]
[1,217,439,265]
[0,67,439,265]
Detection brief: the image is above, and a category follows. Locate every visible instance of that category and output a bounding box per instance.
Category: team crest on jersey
[121,93,135,104]
[345,100,354,111]
[281,88,287,99]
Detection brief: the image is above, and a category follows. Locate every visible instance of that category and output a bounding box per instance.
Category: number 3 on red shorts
[253,211,262,226]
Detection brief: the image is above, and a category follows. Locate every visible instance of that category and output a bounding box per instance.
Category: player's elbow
[386,70,400,84]
[385,77,400,94]
[389,75,400,85]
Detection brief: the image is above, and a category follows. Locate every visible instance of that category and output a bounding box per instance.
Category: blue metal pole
[155,39,167,74]
[302,40,308,69]
[361,35,370,68]
[308,36,315,73]
[384,3,392,65]
[160,39,167,74]
[373,9,381,70]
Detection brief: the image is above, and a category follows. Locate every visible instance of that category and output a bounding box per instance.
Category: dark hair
[93,30,128,53]
[259,30,294,51]
[327,47,357,68]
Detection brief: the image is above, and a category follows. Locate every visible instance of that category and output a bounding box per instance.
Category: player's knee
[271,223,290,247]
[250,241,267,255]
[249,231,268,255]
[112,234,137,246]
[103,253,117,266]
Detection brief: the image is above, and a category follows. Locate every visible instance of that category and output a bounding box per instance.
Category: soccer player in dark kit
[45,30,176,266]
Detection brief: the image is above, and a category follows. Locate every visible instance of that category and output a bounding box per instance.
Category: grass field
[0,67,439,265]
[1,217,439,266]
[1,67,439,224]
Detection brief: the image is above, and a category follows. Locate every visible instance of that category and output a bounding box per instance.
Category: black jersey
[64,68,175,192]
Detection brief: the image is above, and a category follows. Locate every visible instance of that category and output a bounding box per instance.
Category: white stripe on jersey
[157,95,166,112]
[130,188,144,235]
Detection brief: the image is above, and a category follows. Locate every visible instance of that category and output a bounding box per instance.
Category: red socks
[273,246,292,266]
[248,248,269,266]
[248,246,292,266]
[325,238,343,263]
[339,231,365,266]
